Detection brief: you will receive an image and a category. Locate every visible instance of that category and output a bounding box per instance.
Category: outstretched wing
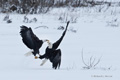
[52,21,70,49]
[52,49,61,69]
[20,26,43,50]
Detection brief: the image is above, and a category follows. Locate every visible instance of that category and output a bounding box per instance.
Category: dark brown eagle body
[20,26,43,56]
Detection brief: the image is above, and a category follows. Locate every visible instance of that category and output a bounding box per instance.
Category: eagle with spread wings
[38,21,70,69]
[20,21,69,69]
[20,26,48,59]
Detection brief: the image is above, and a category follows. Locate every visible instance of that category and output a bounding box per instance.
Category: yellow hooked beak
[46,40,50,43]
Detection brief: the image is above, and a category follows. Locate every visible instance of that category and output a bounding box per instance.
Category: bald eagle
[20,26,48,59]
[38,21,70,69]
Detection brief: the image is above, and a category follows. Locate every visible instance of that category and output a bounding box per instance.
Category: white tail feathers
[24,51,33,57]
[40,59,48,66]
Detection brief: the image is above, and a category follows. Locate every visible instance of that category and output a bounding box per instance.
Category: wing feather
[52,21,70,49]
[20,26,43,50]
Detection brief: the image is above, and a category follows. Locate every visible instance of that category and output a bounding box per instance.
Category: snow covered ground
[0,7,120,80]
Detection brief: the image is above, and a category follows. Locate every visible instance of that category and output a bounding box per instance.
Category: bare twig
[81,49,102,69]
[81,49,89,67]
[91,58,96,67]
[90,56,93,67]
[94,56,102,67]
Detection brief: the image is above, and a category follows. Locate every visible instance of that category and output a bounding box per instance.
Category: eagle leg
[35,56,38,59]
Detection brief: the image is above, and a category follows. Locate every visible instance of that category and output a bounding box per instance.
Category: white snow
[0,6,120,80]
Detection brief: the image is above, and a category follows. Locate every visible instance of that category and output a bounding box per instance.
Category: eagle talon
[35,56,38,59]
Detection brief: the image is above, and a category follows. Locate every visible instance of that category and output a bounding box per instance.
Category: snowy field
[0,7,120,80]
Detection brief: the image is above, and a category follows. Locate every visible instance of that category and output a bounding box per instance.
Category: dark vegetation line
[0,0,118,14]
